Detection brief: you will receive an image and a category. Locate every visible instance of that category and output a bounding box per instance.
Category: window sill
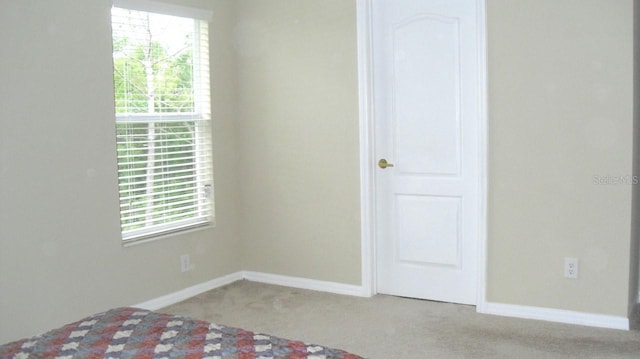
[122,222,215,248]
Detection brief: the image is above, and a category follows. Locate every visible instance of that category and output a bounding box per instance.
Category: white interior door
[373,0,481,305]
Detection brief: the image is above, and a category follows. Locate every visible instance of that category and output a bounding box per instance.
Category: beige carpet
[162,280,640,358]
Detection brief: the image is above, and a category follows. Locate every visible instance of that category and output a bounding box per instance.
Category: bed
[0,307,363,358]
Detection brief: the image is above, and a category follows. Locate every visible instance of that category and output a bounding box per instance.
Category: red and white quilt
[0,307,363,358]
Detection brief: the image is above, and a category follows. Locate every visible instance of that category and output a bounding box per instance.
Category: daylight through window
[111,2,214,242]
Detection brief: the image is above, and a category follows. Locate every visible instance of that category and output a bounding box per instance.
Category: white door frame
[356,0,488,310]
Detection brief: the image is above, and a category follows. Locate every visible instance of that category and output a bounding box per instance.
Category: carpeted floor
[162,280,640,358]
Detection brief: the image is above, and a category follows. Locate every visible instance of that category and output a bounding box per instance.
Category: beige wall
[0,0,241,343]
[234,0,362,285]
[487,0,633,316]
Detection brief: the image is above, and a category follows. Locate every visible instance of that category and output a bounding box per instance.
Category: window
[111,1,214,242]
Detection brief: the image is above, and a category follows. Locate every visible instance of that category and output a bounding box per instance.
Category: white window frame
[111,0,214,243]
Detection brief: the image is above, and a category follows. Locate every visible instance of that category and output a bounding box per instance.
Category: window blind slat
[122,205,213,225]
[116,114,208,123]
[120,196,204,215]
[118,162,213,172]
[116,140,213,151]
[119,179,208,195]
[119,185,206,203]
[118,148,206,158]
[117,155,211,163]
[118,169,210,183]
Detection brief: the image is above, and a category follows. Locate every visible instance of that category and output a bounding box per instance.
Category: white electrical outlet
[180,254,191,273]
[564,257,578,279]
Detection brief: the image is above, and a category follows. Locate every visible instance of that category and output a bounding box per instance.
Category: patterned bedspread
[0,307,362,358]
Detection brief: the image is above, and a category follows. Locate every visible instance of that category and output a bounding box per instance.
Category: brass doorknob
[378,158,394,169]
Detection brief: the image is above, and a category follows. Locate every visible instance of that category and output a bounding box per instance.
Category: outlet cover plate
[564,257,578,279]
[180,254,190,272]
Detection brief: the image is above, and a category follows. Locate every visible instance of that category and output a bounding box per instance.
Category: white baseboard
[479,301,629,330]
[242,271,369,297]
[133,271,244,311]
[133,271,368,311]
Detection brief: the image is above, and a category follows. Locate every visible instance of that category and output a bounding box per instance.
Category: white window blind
[111,3,214,242]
